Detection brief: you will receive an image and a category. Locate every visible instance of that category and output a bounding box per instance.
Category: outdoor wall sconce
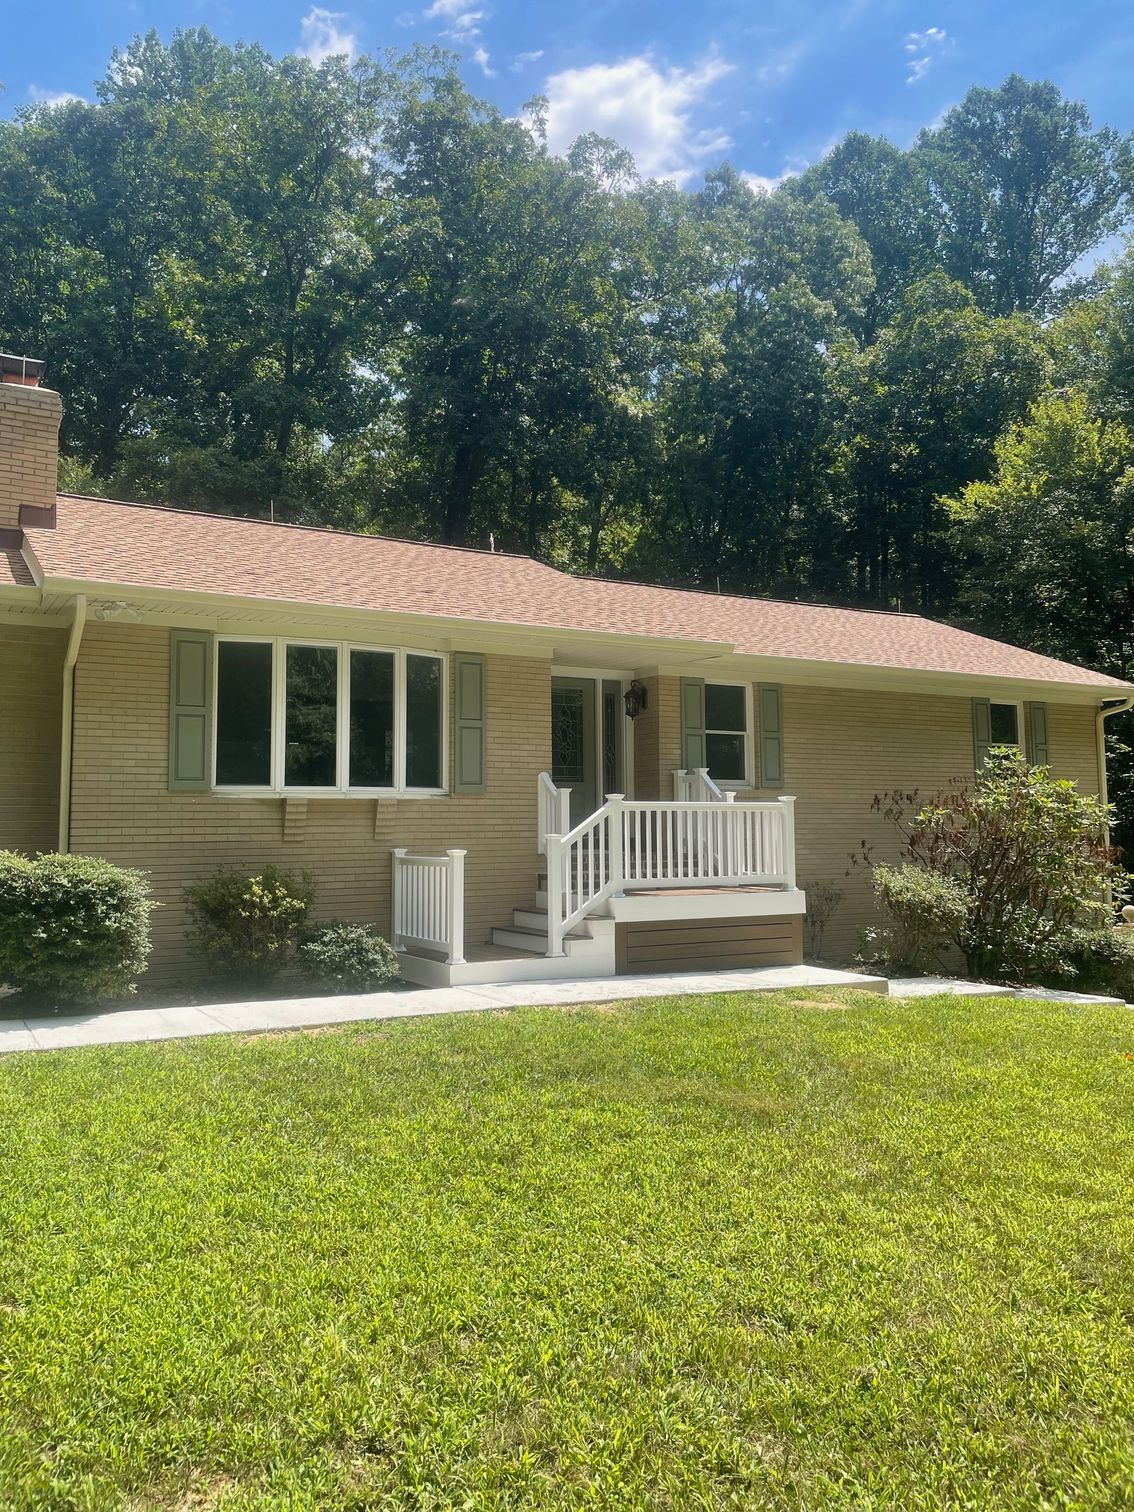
[623,680,649,720]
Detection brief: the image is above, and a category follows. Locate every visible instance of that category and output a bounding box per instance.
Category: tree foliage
[2,38,1134,829]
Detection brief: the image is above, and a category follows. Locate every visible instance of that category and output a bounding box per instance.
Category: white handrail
[391,848,466,964]
[537,771,572,855]
[544,793,798,957]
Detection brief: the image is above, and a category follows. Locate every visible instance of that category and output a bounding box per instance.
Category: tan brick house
[2,359,1131,985]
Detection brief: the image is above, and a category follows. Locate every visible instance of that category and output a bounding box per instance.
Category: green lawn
[1,992,1133,1510]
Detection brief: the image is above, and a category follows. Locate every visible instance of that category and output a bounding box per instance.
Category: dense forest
[3,31,1134,815]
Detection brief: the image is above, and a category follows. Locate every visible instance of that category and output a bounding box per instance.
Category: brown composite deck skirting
[615,913,803,975]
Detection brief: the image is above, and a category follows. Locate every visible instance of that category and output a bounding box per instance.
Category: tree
[792,133,938,339]
[640,166,872,593]
[827,272,1049,608]
[915,75,1133,318]
[947,389,1134,678]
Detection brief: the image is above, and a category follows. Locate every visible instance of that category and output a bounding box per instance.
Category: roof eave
[35,575,736,663]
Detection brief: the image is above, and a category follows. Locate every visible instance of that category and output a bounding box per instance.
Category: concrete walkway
[0,963,887,1055]
[888,975,1130,1006]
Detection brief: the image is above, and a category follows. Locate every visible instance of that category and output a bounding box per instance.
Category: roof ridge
[54,494,560,568]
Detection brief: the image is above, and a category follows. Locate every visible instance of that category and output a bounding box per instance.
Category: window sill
[211,788,450,800]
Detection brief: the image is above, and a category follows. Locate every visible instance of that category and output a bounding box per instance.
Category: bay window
[214,639,446,793]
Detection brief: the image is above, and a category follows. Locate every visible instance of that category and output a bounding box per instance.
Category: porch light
[623,680,648,720]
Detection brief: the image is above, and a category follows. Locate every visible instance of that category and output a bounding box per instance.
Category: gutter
[57,594,87,854]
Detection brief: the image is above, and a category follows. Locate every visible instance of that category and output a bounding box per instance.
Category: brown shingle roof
[18,494,1132,690]
[0,545,32,587]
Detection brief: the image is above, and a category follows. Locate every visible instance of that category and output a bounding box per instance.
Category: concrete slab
[0,1022,43,1054]
[888,976,1127,1007]
[0,963,889,1056]
[889,976,1008,999]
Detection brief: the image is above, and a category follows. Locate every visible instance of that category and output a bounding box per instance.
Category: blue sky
[4,0,1133,189]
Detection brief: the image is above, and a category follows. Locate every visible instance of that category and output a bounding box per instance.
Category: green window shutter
[454,653,487,793]
[680,677,706,769]
[1025,701,1050,766]
[169,630,212,790]
[972,698,992,769]
[758,683,784,788]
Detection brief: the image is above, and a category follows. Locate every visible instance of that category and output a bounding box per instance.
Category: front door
[551,677,597,828]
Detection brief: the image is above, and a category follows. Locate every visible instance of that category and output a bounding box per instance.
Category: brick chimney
[0,355,61,542]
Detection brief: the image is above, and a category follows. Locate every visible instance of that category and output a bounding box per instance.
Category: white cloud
[27,85,85,107]
[471,44,495,76]
[423,0,484,40]
[537,54,733,186]
[511,49,544,72]
[905,25,947,51]
[298,7,358,63]
[904,26,947,84]
[740,169,793,195]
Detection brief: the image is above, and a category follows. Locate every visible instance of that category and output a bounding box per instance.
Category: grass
[0,991,1132,1510]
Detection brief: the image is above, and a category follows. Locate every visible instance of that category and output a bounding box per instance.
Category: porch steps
[490,907,597,956]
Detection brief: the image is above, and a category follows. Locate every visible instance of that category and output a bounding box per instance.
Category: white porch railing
[538,770,572,855]
[391,847,466,964]
[673,766,725,802]
[543,789,797,957]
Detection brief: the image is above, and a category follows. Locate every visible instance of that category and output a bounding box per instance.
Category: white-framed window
[213,637,447,795]
[988,700,1023,750]
[704,681,752,786]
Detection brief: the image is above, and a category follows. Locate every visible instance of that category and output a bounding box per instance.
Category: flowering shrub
[184,865,315,981]
[854,749,1125,984]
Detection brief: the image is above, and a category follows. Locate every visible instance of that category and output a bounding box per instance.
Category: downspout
[1096,693,1134,905]
[57,593,87,854]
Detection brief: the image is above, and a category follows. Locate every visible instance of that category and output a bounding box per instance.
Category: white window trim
[704,679,754,789]
[212,636,448,798]
[988,698,1025,752]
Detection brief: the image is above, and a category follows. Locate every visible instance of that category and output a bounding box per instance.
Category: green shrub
[0,851,153,1003]
[857,750,1126,984]
[185,865,315,981]
[300,922,401,993]
[1070,926,1134,1000]
[869,864,970,972]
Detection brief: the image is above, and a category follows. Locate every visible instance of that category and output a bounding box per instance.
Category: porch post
[546,833,566,956]
[777,796,797,889]
[446,849,467,964]
[391,848,407,952]
[606,794,625,896]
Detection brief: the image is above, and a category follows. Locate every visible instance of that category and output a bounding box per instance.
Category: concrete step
[512,907,593,937]
[492,924,557,953]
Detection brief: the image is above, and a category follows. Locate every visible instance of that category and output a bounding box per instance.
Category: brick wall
[0,623,64,852]
[0,383,61,531]
[68,623,551,982]
[650,674,1102,961]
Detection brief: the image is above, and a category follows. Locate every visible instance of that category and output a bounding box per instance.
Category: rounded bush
[300,922,400,993]
[184,865,315,981]
[0,850,153,1003]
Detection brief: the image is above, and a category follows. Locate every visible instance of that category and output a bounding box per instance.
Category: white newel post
[778,795,797,889]
[557,786,571,836]
[446,848,466,964]
[606,794,625,896]
[545,833,566,956]
[391,847,407,952]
